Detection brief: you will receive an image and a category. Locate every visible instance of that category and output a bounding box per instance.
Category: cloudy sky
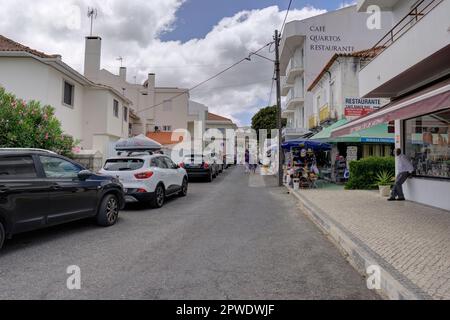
[0,0,355,126]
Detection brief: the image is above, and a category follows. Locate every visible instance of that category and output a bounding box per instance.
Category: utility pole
[274,30,283,187]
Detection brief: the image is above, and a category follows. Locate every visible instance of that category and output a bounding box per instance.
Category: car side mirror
[78,170,93,181]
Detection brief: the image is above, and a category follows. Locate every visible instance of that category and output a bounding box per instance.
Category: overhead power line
[280,0,293,37]
[135,41,274,115]
[192,78,273,93]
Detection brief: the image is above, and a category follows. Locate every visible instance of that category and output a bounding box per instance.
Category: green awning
[310,119,348,140]
[311,119,394,144]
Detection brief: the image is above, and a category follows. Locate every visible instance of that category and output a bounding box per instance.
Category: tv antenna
[117,56,124,67]
[87,7,98,36]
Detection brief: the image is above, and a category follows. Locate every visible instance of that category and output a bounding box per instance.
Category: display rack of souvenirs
[335,155,348,183]
[286,148,319,189]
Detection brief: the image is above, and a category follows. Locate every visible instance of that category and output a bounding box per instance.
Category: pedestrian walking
[244,149,250,173]
[388,148,414,201]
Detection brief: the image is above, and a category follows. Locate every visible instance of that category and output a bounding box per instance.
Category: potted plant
[374,170,395,197]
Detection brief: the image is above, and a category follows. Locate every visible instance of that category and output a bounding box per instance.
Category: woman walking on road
[245,149,250,173]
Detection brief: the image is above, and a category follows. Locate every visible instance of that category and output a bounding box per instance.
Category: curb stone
[286,186,432,300]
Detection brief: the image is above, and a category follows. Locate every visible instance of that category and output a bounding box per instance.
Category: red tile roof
[147,132,185,146]
[0,34,57,59]
[207,112,233,122]
[307,47,384,92]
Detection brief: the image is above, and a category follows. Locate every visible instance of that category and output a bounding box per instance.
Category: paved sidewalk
[289,185,450,300]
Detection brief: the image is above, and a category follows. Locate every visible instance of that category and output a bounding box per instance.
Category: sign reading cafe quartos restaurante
[308,25,355,52]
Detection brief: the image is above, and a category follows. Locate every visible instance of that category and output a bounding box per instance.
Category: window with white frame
[63,81,74,107]
[123,106,128,122]
[162,125,172,132]
[113,100,119,118]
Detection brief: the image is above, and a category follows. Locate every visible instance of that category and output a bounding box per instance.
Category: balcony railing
[286,57,304,83]
[361,0,443,68]
[319,104,331,123]
[308,115,318,129]
[281,76,293,96]
[287,57,303,72]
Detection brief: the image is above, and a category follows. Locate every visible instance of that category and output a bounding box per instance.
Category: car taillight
[203,162,209,169]
[179,163,185,168]
[134,171,154,179]
[136,188,147,193]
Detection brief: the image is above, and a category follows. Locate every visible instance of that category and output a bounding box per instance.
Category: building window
[113,100,119,118]
[63,81,74,107]
[123,106,128,122]
[404,109,450,179]
[162,125,172,132]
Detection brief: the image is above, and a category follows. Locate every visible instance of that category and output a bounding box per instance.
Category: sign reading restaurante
[344,98,382,117]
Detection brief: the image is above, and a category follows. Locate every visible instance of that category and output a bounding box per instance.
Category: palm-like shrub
[374,170,395,187]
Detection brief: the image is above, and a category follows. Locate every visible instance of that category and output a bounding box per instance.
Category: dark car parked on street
[0,149,125,250]
[181,154,219,182]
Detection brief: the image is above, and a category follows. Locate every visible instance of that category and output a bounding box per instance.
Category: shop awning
[311,119,394,144]
[310,119,349,140]
[331,123,394,143]
[282,140,332,151]
[331,78,450,137]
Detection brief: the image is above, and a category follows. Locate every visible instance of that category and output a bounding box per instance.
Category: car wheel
[0,222,5,250]
[179,177,188,197]
[96,194,119,227]
[151,184,165,208]
[206,170,213,182]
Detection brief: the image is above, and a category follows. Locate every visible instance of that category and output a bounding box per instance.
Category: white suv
[99,153,188,208]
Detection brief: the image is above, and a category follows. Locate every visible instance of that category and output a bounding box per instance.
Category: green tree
[0,86,78,157]
[251,105,287,138]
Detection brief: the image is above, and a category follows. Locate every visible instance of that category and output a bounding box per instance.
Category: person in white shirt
[388,148,415,201]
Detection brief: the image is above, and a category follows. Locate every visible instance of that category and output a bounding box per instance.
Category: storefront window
[404,109,450,179]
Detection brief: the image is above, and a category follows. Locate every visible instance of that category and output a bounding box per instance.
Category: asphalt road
[0,166,378,299]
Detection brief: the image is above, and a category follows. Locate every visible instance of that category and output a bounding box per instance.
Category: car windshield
[104,159,144,171]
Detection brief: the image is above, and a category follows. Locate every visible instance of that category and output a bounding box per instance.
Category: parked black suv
[0,149,125,250]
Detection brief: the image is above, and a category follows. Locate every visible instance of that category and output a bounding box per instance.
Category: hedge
[0,86,78,157]
[345,156,395,190]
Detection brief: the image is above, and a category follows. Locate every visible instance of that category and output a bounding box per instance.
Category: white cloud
[339,1,357,9]
[0,0,325,126]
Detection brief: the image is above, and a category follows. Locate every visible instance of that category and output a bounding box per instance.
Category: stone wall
[72,151,104,172]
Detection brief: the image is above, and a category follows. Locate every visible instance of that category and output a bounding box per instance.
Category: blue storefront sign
[360,137,395,144]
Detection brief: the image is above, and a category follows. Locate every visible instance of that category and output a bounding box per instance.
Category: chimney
[147,73,155,93]
[119,67,127,81]
[84,36,102,80]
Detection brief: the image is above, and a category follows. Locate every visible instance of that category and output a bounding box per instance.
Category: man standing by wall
[388,148,414,201]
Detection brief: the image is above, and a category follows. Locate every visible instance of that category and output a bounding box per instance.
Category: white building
[0,34,211,160]
[332,0,450,210]
[279,5,392,141]
[0,34,132,160]
[307,49,386,127]
[82,36,195,144]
